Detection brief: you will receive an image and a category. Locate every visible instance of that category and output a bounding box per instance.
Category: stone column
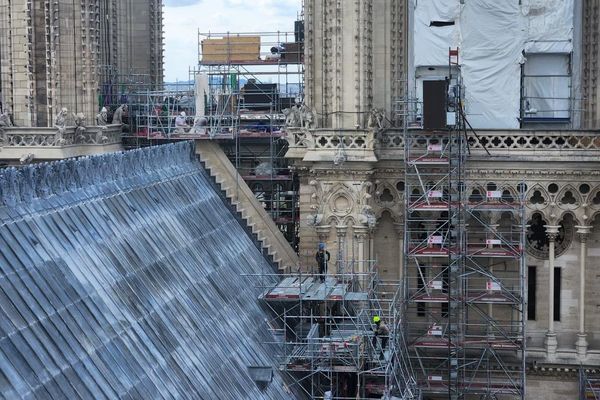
[336,225,348,275]
[368,228,375,263]
[544,225,561,357]
[394,222,404,283]
[576,225,591,358]
[354,226,369,275]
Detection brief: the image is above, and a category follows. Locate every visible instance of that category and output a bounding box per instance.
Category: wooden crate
[201,36,261,63]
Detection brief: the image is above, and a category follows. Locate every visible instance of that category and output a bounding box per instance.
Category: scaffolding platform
[252,263,419,399]
[407,156,450,165]
[420,379,523,394]
[410,291,519,304]
[409,200,521,212]
[261,276,369,302]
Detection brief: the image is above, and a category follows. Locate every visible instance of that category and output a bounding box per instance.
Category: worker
[372,315,390,360]
[174,111,189,135]
[315,242,330,283]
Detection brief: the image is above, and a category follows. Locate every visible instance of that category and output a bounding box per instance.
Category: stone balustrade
[285,127,600,162]
[285,127,377,162]
[0,125,123,162]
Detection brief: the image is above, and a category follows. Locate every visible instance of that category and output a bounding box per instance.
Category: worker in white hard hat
[174,111,189,135]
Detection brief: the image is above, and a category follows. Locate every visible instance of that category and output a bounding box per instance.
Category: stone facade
[304,0,406,130]
[100,0,164,87]
[582,0,600,128]
[0,0,163,128]
[300,5,600,396]
[287,127,600,397]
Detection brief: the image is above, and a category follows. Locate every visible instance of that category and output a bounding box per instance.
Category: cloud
[164,0,202,7]
[163,0,301,82]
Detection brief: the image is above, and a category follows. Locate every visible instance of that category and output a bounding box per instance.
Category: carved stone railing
[2,125,122,146]
[286,128,600,162]
[0,125,122,161]
[285,128,377,162]
[375,129,600,161]
[467,130,600,156]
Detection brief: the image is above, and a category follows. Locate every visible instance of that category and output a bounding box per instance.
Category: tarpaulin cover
[413,0,460,67]
[460,0,525,128]
[523,53,571,119]
[0,142,298,399]
[413,0,574,128]
[523,0,574,53]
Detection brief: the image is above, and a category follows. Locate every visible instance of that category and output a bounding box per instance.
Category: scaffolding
[196,30,304,250]
[401,49,526,399]
[197,30,304,137]
[121,27,304,251]
[252,259,419,399]
[581,368,600,399]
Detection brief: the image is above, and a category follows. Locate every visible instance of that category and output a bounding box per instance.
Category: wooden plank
[201,36,260,63]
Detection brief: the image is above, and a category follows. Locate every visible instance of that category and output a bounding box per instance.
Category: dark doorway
[423,80,447,129]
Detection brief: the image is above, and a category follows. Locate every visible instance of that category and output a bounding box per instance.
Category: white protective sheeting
[413,0,460,67]
[412,0,574,128]
[460,0,525,128]
[523,53,570,119]
[523,0,574,53]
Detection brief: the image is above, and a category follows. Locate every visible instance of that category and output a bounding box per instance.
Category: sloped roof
[0,142,295,399]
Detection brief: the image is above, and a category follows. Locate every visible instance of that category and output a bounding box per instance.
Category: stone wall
[582,0,600,128]
[0,0,163,128]
[115,0,164,86]
[289,127,600,399]
[304,0,406,129]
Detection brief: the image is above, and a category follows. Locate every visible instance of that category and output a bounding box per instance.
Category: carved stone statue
[367,108,385,129]
[75,113,86,128]
[54,107,71,145]
[283,105,301,128]
[358,205,377,229]
[298,104,314,128]
[54,108,69,129]
[0,110,13,128]
[112,104,127,124]
[190,116,208,135]
[306,213,324,226]
[112,104,129,132]
[333,143,347,166]
[74,113,86,142]
[0,110,12,144]
[19,153,34,165]
[96,107,108,126]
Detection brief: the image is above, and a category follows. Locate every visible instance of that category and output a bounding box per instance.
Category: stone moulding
[0,141,196,216]
[1,125,123,147]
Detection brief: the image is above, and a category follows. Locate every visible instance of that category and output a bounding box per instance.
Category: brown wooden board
[201,36,261,63]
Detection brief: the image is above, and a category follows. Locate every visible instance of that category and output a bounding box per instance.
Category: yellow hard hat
[373,315,381,323]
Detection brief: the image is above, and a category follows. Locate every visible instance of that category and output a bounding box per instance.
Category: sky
[163,0,302,82]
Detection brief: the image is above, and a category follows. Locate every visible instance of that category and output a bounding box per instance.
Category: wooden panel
[201,36,261,63]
